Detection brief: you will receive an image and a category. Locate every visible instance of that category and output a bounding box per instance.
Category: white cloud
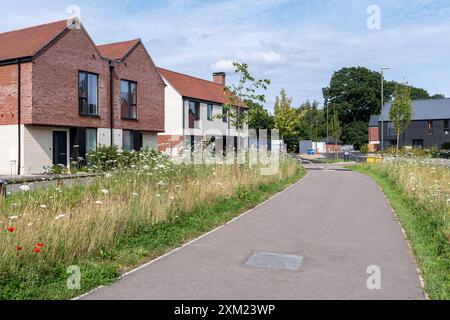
[1,0,449,110]
[212,59,235,72]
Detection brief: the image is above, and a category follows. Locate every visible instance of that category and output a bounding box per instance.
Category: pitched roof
[97,39,140,60]
[157,67,233,105]
[369,115,380,127]
[0,20,69,62]
[380,98,450,122]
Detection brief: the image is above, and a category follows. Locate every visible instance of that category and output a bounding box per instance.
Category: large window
[387,122,395,136]
[207,104,213,121]
[121,80,138,120]
[85,128,97,153]
[79,72,98,116]
[123,130,143,152]
[189,101,200,120]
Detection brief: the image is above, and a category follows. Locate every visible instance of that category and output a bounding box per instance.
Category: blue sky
[2,0,450,111]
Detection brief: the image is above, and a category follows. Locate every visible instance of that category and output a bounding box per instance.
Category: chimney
[213,72,226,86]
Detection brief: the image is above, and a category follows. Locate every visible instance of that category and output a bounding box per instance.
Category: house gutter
[109,60,115,146]
[17,61,21,175]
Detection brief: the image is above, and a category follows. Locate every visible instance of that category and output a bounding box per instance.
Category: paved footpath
[83,164,425,300]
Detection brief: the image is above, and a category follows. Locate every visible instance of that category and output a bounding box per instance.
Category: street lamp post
[380,67,390,154]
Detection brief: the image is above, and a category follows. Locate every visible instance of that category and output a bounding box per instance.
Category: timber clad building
[370,98,450,150]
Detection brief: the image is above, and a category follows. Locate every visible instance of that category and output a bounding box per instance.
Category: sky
[2,0,450,112]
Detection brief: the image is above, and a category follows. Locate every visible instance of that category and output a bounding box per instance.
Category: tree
[220,63,271,150]
[342,121,368,149]
[431,93,445,99]
[323,67,391,125]
[274,89,299,152]
[389,84,413,154]
[248,103,274,133]
[329,107,342,160]
[297,100,325,141]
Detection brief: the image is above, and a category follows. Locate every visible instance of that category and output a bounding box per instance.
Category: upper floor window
[79,72,98,116]
[189,101,200,121]
[444,120,449,135]
[207,104,213,121]
[427,121,433,135]
[121,80,138,120]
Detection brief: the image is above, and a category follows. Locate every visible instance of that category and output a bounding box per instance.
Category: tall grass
[378,158,449,238]
[0,154,299,276]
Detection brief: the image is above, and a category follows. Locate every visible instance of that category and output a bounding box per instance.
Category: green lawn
[0,166,305,300]
[350,164,450,300]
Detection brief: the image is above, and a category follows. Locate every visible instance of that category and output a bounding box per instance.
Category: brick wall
[0,64,17,125]
[32,28,109,128]
[0,27,165,133]
[112,43,165,132]
[368,127,379,142]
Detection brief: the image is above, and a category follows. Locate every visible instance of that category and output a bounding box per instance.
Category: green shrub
[359,144,369,153]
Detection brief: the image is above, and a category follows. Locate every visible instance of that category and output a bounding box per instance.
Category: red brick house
[0,19,165,175]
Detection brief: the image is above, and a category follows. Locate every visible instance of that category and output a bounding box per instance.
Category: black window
[70,127,97,160]
[207,104,213,121]
[412,140,424,149]
[222,107,228,123]
[427,121,433,135]
[189,101,200,120]
[123,130,143,152]
[121,80,138,119]
[387,122,394,136]
[79,72,98,116]
[444,120,449,135]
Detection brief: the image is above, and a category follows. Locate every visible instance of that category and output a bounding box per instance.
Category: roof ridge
[0,19,67,36]
[158,67,224,87]
[97,38,140,48]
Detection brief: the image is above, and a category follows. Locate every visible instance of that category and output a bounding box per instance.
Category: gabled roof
[158,67,233,105]
[380,98,450,122]
[0,20,69,62]
[369,115,380,127]
[96,39,140,61]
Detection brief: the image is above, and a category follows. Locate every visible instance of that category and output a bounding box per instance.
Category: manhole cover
[245,252,303,271]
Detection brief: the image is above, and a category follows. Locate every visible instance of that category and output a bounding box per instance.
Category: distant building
[377,98,450,149]
[368,115,380,152]
[157,68,249,154]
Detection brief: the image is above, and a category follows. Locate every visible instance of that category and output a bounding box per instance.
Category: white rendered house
[157,68,249,154]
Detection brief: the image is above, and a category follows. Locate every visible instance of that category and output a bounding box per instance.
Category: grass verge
[350,164,449,300]
[0,165,305,300]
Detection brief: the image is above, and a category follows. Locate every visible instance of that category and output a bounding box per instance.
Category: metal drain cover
[245,252,303,271]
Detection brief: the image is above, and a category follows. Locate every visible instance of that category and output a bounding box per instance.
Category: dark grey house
[379,98,450,149]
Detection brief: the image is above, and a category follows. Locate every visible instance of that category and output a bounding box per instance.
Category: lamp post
[380,67,390,154]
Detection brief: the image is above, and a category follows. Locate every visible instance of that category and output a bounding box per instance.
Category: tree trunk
[396,132,400,155]
[335,141,338,160]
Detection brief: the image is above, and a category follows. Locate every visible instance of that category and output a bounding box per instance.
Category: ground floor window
[123,130,143,152]
[70,127,98,160]
[412,140,424,149]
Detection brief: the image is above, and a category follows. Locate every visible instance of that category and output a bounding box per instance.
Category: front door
[53,131,67,166]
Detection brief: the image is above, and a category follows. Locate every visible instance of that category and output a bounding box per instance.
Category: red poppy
[16,246,23,251]
[34,247,41,253]
[36,243,44,248]
[7,227,16,233]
